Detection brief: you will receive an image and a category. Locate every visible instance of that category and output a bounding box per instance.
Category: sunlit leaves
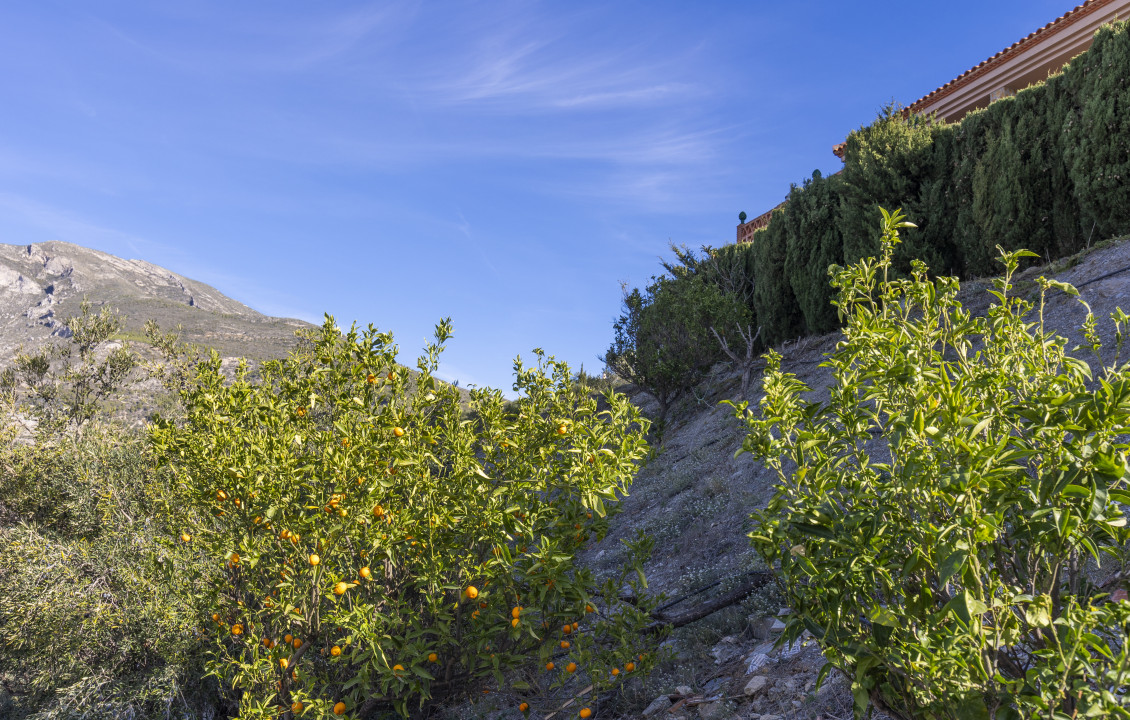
[729,210,1130,718]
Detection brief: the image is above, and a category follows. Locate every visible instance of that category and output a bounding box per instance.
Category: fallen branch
[645,571,774,633]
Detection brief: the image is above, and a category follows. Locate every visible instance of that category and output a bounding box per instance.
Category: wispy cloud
[414,8,701,113]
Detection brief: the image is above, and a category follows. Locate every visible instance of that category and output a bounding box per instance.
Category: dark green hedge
[736,17,1130,347]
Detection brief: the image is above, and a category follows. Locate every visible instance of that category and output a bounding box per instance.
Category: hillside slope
[573,236,1130,720]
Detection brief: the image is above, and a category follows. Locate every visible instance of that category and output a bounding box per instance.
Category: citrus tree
[731,209,1130,719]
[150,317,658,719]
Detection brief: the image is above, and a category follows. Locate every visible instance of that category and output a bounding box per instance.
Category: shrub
[606,275,750,422]
[3,300,141,435]
[150,317,659,718]
[730,209,1130,718]
[1,308,217,720]
[0,427,219,720]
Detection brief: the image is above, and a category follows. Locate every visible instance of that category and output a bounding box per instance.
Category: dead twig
[710,325,762,400]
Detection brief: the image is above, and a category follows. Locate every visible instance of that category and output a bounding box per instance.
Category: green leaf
[938,549,967,585]
[1025,594,1053,628]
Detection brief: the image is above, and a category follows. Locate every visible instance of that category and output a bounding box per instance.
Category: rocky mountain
[0,240,312,362]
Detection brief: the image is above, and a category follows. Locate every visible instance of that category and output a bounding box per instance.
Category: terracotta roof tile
[908,0,1113,113]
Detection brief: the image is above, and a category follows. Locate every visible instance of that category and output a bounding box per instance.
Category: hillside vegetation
[4,16,1130,720]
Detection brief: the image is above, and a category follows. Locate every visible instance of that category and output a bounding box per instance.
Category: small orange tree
[150,317,657,718]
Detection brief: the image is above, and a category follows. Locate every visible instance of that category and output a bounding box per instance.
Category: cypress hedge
[746,17,1130,347]
[615,20,1130,391]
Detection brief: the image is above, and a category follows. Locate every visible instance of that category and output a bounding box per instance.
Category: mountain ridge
[0,240,313,362]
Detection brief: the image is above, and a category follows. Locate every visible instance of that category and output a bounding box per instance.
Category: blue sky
[0,0,1080,391]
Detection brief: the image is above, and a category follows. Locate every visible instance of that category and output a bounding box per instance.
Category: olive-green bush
[0,427,221,720]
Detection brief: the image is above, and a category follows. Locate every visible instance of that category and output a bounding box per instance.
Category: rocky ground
[439,234,1130,720]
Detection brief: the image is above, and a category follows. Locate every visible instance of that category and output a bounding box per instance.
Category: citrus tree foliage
[150,318,658,719]
[605,275,749,423]
[731,210,1130,719]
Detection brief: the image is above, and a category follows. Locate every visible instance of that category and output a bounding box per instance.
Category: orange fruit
[625,662,635,672]
[546,662,554,671]
[293,638,302,649]
[360,566,371,579]
[428,652,438,662]
[393,664,404,672]
[585,604,594,613]
[229,552,240,565]
[557,424,567,435]
[284,634,293,643]
[520,703,529,712]
[566,662,576,673]
[309,554,320,566]
[511,618,520,627]
[387,371,394,380]
[562,624,572,634]
[180,532,191,542]
[331,645,342,656]
[333,582,349,595]
[372,505,385,519]
[262,637,271,648]
[333,701,346,715]
[579,709,591,719]
[572,622,579,631]
[464,586,479,600]
[560,640,570,649]
[231,624,243,635]
[611,667,619,676]
[512,606,521,619]
[296,406,306,417]
[367,373,377,384]
[291,701,303,713]
[279,658,288,669]
[393,426,405,437]
[216,489,228,501]
[212,613,220,623]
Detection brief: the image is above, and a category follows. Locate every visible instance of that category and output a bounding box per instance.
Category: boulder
[642,695,673,718]
[743,676,768,697]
